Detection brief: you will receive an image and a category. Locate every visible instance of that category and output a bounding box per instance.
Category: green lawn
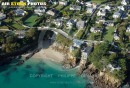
[14,16,22,21]
[24,14,39,27]
[11,22,25,30]
[33,0,46,1]
[92,0,106,4]
[0,26,9,29]
[55,5,64,10]
[104,26,115,42]
[87,32,101,41]
[75,30,84,39]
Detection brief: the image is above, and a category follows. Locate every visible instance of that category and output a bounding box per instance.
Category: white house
[34,6,46,16]
[86,7,94,14]
[53,19,62,27]
[70,5,81,11]
[0,12,6,20]
[105,5,111,11]
[114,33,120,40]
[121,0,129,5]
[14,9,26,16]
[118,6,125,11]
[126,25,130,32]
[107,64,121,72]
[81,46,92,60]
[73,39,84,48]
[85,2,93,7]
[90,27,102,33]
[15,30,26,39]
[113,11,122,19]
[104,20,114,26]
[76,20,85,29]
[96,16,105,24]
[46,10,55,16]
[66,19,75,29]
[59,1,67,6]
[97,8,106,16]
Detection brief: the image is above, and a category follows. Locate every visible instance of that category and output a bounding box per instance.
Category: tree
[109,53,117,62]
[89,42,109,70]
[119,58,126,71]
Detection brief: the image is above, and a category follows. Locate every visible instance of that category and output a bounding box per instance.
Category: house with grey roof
[0,12,6,20]
[34,6,46,16]
[81,46,92,60]
[14,9,26,16]
[104,20,114,26]
[76,20,85,29]
[126,25,130,32]
[118,6,125,11]
[70,5,81,11]
[73,39,84,48]
[113,11,122,19]
[81,43,92,60]
[90,27,103,33]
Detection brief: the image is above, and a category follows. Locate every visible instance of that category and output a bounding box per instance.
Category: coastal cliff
[84,63,121,88]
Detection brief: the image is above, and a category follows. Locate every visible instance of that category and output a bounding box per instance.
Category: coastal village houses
[34,6,46,16]
[126,25,130,32]
[97,8,106,17]
[0,12,6,26]
[90,27,103,33]
[46,10,55,16]
[0,12,6,20]
[14,9,26,16]
[76,20,85,29]
[59,1,68,6]
[113,10,123,19]
[70,5,81,11]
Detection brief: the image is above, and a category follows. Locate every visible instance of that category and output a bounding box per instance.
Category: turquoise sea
[0,58,93,88]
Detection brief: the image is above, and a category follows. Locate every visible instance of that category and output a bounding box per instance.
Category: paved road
[38,30,47,49]
[38,27,73,40]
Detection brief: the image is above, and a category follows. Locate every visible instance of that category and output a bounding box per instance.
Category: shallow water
[0,58,93,88]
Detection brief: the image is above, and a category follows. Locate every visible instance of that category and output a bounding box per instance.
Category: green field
[33,0,46,2]
[0,26,9,29]
[24,14,39,27]
[14,16,22,21]
[104,26,115,42]
[92,0,106,4]
[11,22,25,30]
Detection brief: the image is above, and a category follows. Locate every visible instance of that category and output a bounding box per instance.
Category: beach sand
[23,40,65,63]
[32,47,65,63]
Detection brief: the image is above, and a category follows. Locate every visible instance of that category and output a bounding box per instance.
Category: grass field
[33,0,45,1]
[11,22,25,30]
[24,14,39,27]
[104,26,114,42]
[92,0,106,4]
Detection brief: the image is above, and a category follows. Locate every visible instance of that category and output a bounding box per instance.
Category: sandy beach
[23,40,65,63]
[32,47,65,63]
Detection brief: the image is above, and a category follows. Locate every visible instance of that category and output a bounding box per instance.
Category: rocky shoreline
[83,63,121,88]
